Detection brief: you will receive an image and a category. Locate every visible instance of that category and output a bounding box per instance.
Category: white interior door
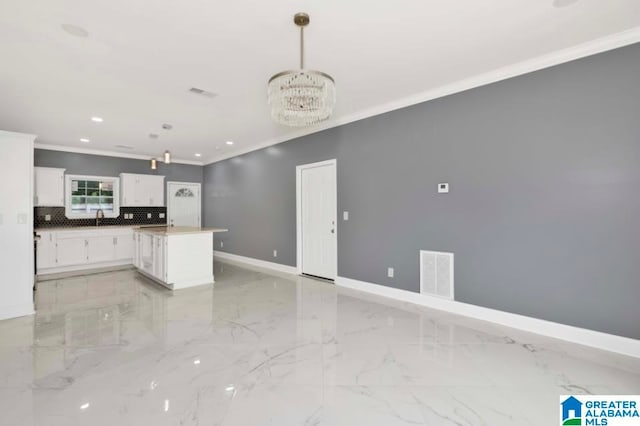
[167,182,201,227]
[298,160,337,280]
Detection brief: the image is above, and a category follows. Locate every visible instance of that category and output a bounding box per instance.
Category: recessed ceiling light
[61,24,89,38]
[80,138,90,143]
[91,117,103,123]
[226,141,234,145]
[553,0,579,7]
[194,153,202,157]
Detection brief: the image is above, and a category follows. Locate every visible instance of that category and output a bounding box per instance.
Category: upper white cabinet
[120,173,165,207]
[34,167,65,206]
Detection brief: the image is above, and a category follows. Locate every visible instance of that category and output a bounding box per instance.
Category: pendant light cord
[300,26,305,70]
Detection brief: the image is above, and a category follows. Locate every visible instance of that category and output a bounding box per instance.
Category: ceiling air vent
[115,145,134,150]
[188,87,217,98]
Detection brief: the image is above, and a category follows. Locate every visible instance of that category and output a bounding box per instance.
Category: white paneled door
[297,160,337,280]
[167,182,201,227]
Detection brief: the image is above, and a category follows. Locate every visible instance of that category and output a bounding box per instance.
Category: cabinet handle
[35,196,38,205]
[85,240,88,247]
[113,237,117,245]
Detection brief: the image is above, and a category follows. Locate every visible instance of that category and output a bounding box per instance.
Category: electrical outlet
[147,213,152,219]
[387,267,394,278]
[273,250,278,258]
[438,183,449,194]
[159,213,165,219]
[17,213,28,224]
[220,241,223,248]
[45,214,51,221]
[343,211,349,221]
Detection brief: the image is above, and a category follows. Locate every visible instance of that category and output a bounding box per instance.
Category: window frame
[64,174,121,219]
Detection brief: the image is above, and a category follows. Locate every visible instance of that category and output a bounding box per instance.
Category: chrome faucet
[95,209,104,226]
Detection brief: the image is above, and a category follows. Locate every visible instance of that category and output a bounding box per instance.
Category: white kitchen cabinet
[133,227,227,290]
[55,235,87,267]
[152,235,166,281]
[120,173,165,207]
[37,227,135,275]
[115,233,135,261]
[34,167,65,206]
[36,231,56,269]
[87,235,116,263]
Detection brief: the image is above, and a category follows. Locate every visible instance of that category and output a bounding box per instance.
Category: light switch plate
[438,183,449,193]
[387,267,394,278]
[343,211,349,221]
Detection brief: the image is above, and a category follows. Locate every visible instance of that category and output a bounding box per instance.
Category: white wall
[0,130,35,320]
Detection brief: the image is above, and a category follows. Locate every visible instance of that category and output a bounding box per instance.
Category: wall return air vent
[420,250,454,300]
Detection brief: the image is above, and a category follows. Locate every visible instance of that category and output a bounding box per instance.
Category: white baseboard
[213,251,298,275]
[336,276,640,358]
[0,303,35,321]
[208,251,639,358]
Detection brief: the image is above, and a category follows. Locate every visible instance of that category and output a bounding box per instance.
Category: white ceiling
[1,0,639,165]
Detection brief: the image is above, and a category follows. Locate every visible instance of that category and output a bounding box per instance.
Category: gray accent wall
[204,43,640,339]
[34,149,204,199]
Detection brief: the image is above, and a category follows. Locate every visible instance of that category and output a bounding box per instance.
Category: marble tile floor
[0,260,638,425]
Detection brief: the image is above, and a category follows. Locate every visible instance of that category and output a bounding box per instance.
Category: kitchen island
[133,226,227,290]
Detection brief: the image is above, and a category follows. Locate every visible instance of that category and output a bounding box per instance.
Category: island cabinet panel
[133,227,224,290]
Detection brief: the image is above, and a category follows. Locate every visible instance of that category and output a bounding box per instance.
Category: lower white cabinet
[56,235,87,266]
[36,227,135,274]
[36,231,57,270]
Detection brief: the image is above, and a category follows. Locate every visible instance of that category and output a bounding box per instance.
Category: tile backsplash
[35,207,167,228]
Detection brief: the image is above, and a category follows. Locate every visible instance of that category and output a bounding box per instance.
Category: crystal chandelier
[268,13,336,127]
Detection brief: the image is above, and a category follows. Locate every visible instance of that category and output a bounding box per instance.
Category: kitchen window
[65,175,120,218]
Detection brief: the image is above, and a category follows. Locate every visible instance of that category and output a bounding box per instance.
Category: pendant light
[268,13,335,127]
[150,158,157,170]
[163,150,171,164]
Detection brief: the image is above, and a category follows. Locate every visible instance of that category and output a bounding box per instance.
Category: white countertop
[135,226,228,235]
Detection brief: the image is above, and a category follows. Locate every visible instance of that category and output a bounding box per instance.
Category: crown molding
[34,143,204,166]
[205,26,640,165]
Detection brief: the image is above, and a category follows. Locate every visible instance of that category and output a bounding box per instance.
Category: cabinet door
[87,236,116,263]
[36,232,56,270]
[120,174,137,207]
[35,167,65,206]
[149,176,165,206]
[153,235,165,280]
[132,232,140,267]
[115,233,134,261]
[56,237,87,266]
